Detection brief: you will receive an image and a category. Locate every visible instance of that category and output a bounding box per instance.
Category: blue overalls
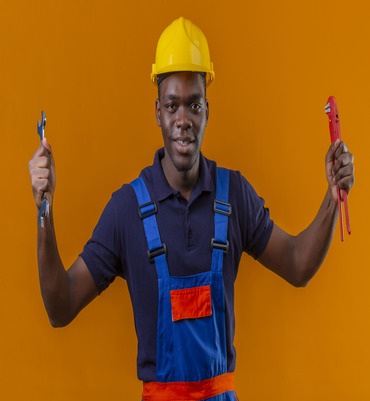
[131,168,237,401]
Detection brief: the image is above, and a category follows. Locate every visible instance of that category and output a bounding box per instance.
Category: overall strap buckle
[147,243,167,263]
[211,238,229,253]
[138,201,158,219]
[213,199,232,216]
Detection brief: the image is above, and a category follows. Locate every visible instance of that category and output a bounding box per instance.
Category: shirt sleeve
[80,192,124,294]
[238,173,274,259]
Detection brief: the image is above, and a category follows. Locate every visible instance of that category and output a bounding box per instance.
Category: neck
[161,155,200,201]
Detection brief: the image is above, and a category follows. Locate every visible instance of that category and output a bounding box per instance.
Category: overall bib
[131,168,237,401]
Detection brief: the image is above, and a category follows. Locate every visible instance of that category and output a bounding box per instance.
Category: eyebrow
[164,93,204,101]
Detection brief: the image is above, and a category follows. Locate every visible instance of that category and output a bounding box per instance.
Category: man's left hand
[326,139,355,201]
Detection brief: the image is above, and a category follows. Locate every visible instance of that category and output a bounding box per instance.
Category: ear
[205,99,209,126]
[155,99,161,127]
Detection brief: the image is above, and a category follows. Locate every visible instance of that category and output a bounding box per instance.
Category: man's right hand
[29,138,56,210]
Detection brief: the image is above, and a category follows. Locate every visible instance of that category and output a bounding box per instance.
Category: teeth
[177,140,190,145]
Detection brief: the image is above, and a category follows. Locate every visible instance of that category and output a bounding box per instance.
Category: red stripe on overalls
[142,372,235,401]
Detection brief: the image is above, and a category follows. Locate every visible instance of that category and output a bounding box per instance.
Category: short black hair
[157,72,206,98]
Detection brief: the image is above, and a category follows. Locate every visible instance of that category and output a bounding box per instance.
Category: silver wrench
[37,111,49,228]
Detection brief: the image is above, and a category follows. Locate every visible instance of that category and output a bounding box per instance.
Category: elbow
[49,318,69,328]
[289,265,317,288]
[290,276,311,288]
[42,296,75,328]
[46,309,73,328]
[288,248,321,288]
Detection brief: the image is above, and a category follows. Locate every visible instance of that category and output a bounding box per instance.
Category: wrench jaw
[37,111,47,142]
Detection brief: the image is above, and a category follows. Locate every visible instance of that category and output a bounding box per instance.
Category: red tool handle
[325,96,351,241]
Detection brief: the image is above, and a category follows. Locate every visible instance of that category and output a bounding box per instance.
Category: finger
[30,170,50,196]
[31,176,49,208]
[337,174,355,193]
[334,140,349,160]
[29,155,50,171]
[333,163,353,183]
[32,166,51,181]
[334,164,354,189]
[332,151,354,175]
[35,178,49,195]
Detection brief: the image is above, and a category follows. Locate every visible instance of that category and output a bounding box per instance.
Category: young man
[29,17,354,401]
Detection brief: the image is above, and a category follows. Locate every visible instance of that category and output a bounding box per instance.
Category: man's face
[156,72,208,174]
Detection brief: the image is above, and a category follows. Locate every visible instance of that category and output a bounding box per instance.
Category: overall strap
[211,167,232,273]
[130,177,169,278]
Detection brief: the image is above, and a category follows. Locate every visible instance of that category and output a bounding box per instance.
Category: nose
[176,106,192,130]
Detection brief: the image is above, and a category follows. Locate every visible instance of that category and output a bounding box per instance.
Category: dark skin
[28,71,354,327]
[155,72,209,199]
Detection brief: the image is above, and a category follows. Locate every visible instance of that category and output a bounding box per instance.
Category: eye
[165,103,177,113]
[190,103,202,112]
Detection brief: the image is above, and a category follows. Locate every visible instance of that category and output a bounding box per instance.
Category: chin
[172,155,199,173]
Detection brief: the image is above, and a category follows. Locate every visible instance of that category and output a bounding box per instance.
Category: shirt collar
[149,148,214,202]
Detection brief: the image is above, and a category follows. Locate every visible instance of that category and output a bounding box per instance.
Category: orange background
[1,1,369,400]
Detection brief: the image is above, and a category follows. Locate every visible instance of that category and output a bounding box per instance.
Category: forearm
[37,209,71,327]
[259,188,338,287]
[293,187,338,285]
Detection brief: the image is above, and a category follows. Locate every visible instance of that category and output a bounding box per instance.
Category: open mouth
[175,139,195,146]
[172,138,196,154]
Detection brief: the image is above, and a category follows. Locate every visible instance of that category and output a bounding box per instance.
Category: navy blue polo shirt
[81,148,273,382]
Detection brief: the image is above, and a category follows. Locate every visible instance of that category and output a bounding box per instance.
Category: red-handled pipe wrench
[324,96,351,241]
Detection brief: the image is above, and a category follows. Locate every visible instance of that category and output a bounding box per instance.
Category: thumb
[326,138,341,163]
[41,137,55,169]
[42,137,52,154]
[325,138,339,187]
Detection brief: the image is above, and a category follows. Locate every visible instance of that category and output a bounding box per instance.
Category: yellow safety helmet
[151,17,215,86]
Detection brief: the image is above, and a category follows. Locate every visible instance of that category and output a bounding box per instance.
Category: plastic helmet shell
[151,17,215,86]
